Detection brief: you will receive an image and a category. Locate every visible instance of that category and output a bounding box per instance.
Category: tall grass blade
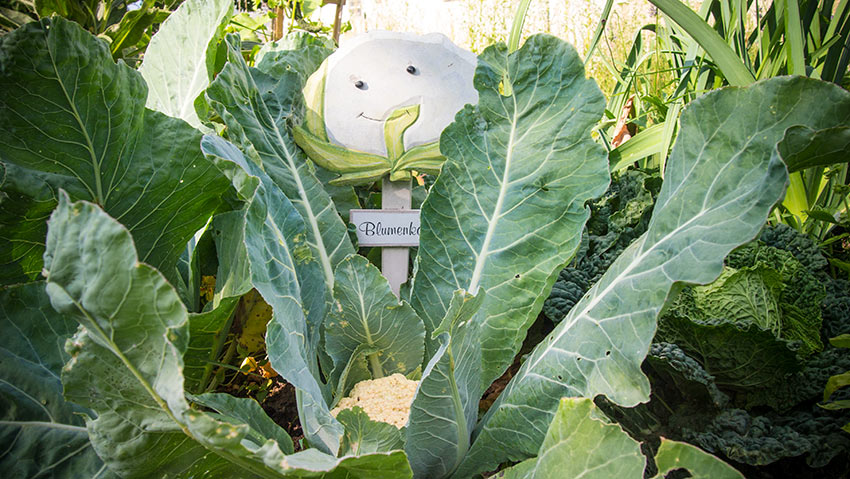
[608,124,666,172]
[584,0,614,65]
[783,0,807,76]
[508,0,533,53]
[649,0,755,86]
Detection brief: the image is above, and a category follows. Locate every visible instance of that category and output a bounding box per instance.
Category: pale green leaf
[831,334,850,349]
[139,0,232,129]
[191,392,294,454]
[44,193,411,478]
[497,398,644,479]
[496,400,743,479]
[653,439,745,479]
[405,290,484,479]
[410,34,609,389]
[337,407,405,456]
[205,35,354,294]
[457,76,850,478]
[332,343,380,404]
[201,134,342,455]
[824,371,850,402]
[255,44,333,84]
[46,194,269,477]
[325,254,425,386]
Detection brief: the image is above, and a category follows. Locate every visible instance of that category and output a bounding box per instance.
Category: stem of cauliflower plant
[368,353,385,379]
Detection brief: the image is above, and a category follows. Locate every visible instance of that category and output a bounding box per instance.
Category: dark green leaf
[0,18,237,286]
[183,296,239,394]
[0,282,112,478]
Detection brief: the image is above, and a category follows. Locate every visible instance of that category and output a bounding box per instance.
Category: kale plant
[624,226,850,471]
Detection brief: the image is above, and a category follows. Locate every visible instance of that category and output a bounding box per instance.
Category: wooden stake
[381,177,411,298]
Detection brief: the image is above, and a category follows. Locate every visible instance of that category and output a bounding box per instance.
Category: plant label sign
[349,209,421,247]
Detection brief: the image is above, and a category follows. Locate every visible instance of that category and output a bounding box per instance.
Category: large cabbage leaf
[324,254,425,392]
[205,35,354,293]
[499,398,743,479]
[456,77,850,477]
[409,34,610,387]
[0,282,112,478]
[201,135,343,455]
[138,0,232,129]
[43,193,412,478]
[405,290,484,478]
[0,18,236,287]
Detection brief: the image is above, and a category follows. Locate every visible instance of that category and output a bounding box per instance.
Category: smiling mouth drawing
[357,112,383,122]
[358,109,415,122]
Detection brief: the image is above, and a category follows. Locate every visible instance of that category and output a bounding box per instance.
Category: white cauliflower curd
[331,373,418,428]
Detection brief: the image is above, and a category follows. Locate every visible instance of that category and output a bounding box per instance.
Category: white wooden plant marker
[294,31,478,296]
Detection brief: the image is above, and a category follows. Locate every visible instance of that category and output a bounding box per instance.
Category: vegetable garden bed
[1,1,849,478]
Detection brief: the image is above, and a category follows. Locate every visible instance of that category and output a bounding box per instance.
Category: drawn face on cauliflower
[293,31,478,185]
[330,373,419,428]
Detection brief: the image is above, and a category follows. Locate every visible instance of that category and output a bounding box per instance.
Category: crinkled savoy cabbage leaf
[691,265,784,334]
[647,342,729,408]
[0,18,236,287]
[657,295,801,389]
[544,169,661,323]
[457,76,850,477]
[43,193,412,478]
[410,34,610,388]
[726,242,825,356]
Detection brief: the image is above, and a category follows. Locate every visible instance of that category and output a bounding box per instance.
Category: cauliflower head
[331,374,418,428]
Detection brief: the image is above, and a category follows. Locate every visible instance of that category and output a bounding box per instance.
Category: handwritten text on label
[350,209,421,247]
